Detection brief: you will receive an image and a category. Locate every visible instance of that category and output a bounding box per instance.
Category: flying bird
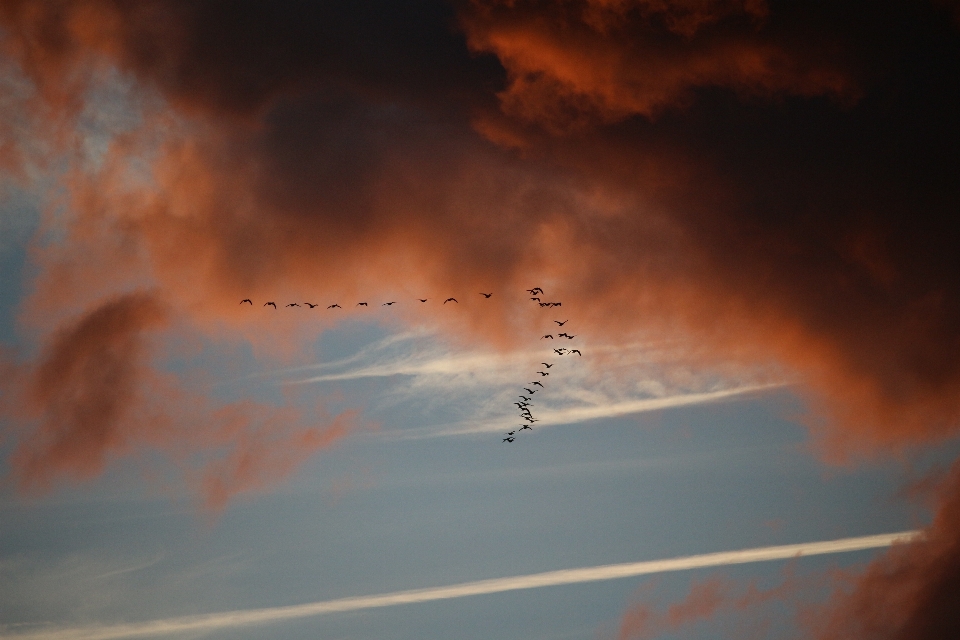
[264,302,277,308]
[503,437,515,443]
[558,333,569,338]
[523,417,538,423]
[305,303,318,308]
[286,303,300,307]
[444,298,458,304]
[524,388,536,394]
[530,297,541,302]
[519,425,532,431]
[480,293,493,298]
[527,287,543,294]
[383,302,396,306]
[327,304,341,309]
[539,302,550,307]
[571,349,582,356]
[550,302,562,307]
[519,396,531,401]
[506,431,516,436]
[531,381,544,387]
[357,302,368,306]
[418,299,428,302]
[240,299,252,305]
[541,363,553,368]
[541,335,554,339]
[554,320,568,326]
[553,348,566,355]
[536,371,549,376]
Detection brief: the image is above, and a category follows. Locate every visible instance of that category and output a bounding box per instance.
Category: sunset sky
[2,1,960,639]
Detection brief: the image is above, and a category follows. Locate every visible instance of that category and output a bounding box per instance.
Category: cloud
[0,1,960,632]
[0,531,917,640]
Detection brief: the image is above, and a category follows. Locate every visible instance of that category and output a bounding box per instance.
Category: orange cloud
[461,0,853,132]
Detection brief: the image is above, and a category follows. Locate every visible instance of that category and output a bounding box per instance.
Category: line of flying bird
[240,295,505,308]
[240,287,581,444]
[503,287,581,443]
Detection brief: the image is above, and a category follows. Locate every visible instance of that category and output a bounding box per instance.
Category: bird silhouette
[240,299,252,305]
[503,437,515,443]
[480,292,493,298]
[530,297,541,302]
[541,334,554,339]
[571,349,582,356]
[558,333,569,338]
[514,402,529,408]
[519,425,532,431]
[265,302,277,308]
[382,302,396,306]
[527,287,543,294]
[327,304,341,309]
[524,388,536,394]
[418,299,428,302]
[305,303,318,308]
[286,303,300,307]
[539,302,550,307]
[553,348,565,355]
[541,363,553,368]
[554,320,568,326]
[506,431,516,436]
[550,302,562,307]
[523,416,538,423]
[357,302,368,306]
[536,371,549,376]
[564,334,576,339]
[444,298,458,304]
[531,381,544,387]
[519,395,531,401]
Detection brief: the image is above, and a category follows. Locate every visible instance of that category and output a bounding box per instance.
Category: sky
[1,1,960,638]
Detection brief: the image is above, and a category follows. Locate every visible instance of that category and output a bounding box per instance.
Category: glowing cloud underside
[6,531,919,640]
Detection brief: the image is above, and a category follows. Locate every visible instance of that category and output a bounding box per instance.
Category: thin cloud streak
[411,384,783,439]
[4,531,918,640]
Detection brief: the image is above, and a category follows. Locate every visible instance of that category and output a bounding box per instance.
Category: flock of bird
[502,287,580,443]
[240,287,582,443]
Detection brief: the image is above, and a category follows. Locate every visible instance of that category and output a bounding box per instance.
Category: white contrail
[4,531,919,640]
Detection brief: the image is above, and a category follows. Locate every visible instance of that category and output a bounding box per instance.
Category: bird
[564,334,576,339]
[553,348,566,355]
[527,287,543,294]
[550,302,562,307]
[286,303,300,307]
[539,302,550,307]
[444,298,458,304]
[531,381,544,387]
[357,302,368,306]
[541,363,553,368]
[305,303,318,308]
[536,371,549,376]
[382,302,396,306]
[530,297,541,302]
[571,349,582,356]
[514,402,529,408]
[506,431,516,436]
[558,333,569,338]
[327,304,341,309]
[503,437,515,443]
[418,299,428,303]
[519,425,532,431]
[265,302,277,308]
[541,334,554,339]
[240,299,252,305]
[554,320,568,326]
[523,416,538,423]
[524,388,536,394]
[480,292,493,298]
[519,396,531,401]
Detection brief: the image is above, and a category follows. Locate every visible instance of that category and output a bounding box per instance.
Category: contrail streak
[4,530,919,640]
